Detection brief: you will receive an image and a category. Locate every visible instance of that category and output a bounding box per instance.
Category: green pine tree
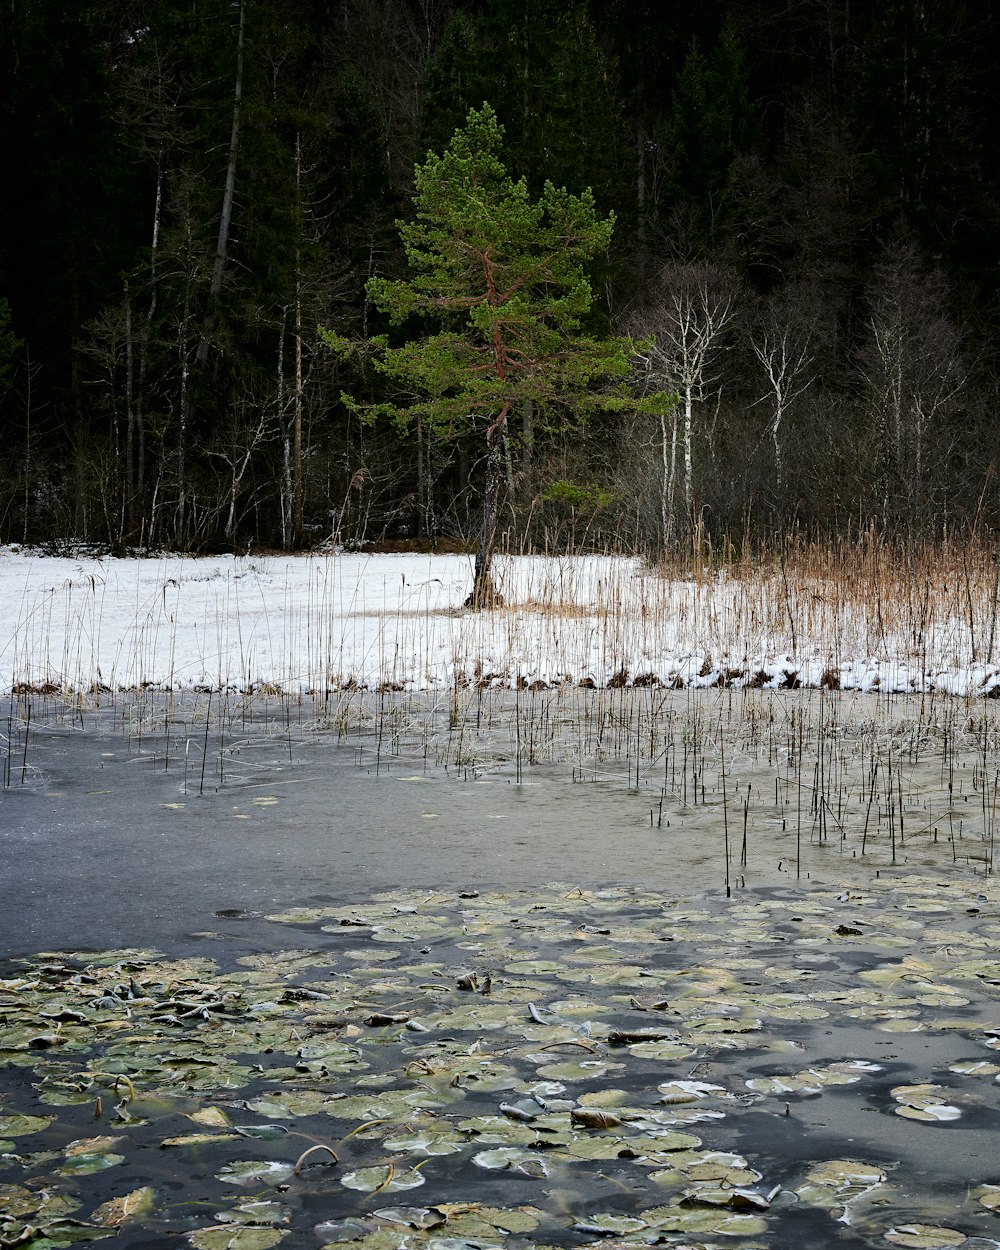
[323,104,671,606]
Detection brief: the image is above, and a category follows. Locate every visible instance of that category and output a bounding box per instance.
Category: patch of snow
[1,547,998,697]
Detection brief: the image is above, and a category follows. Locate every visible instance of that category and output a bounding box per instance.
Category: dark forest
[1,0,998,555]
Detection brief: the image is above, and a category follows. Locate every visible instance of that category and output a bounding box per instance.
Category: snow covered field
[2,546,999,697]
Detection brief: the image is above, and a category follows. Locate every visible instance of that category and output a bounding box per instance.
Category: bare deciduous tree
[625,263,738,545]
[748,285,817,487]
[860,242,968,526]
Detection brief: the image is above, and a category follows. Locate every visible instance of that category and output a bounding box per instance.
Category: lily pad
[188,1229,288,1249]
[371,1207,446,1230]
[883,1224,967,1248]
[974,1185,1000,1212]
[891,1084,962,1121]
[214,1160,296,1187]
[574,1213,648,1234]
[340,1166,427,1193]
[5,876,1000,1249]
[215,1201,291,1227]
[90,1187,156,1226]
[0,1112,54,1136]
[472,1147,551,1175]
[639,1204,768,1236]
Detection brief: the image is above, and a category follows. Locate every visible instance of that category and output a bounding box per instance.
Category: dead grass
[702,530,1000,666]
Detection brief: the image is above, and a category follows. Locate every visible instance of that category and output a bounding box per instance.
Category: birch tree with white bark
[625,262,737,545]
[748,287,816,488]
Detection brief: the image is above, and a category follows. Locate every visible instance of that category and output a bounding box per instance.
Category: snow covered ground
[2,546,999,697]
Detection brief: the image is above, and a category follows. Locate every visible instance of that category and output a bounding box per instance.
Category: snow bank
[1,547,997,697]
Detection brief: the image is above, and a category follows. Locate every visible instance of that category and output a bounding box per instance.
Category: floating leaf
[233,1124,290,1141]
[795,1158,887,1211]
[341,1166,426,1193]
[371,1207,445,1230]
[216,1201,291,1227]
[5,878,1000,1249]
[162,1132,241,1148]
[746,1063,868,1096]
[975,1185,1000,1212]
[626,1039,696,1060]
[570,1106,623,1129]
[0,1112,54,1136]
[883,1224,968,1247]
[891,1084,962,1121]
[577,1087,632,1107]
[190,1107,232,1128]
[534,1060,612,1080]
[657,1080,726,1103]
[638,1205,768,1236]
[311,1217,379,1243]
[382,1130,463,1156]
[562,1134,637,1160]
[58,1150,125,1175]
[188,1228,288,1249]
[681,1184,771,1209]
[574,1213,648,1234]
[895,1103,962,1122]
[11,1216,119,1242]
[215,1160,295,1187]
[469,1205,543,1234]
[0,1182,46,1218]
[803,1160,887,1189]
[472,1147,551,1175]
[90,1187,156,1227]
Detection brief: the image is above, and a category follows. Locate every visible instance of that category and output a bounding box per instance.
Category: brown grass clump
[11,681,61,695]
[654,527,1000,670]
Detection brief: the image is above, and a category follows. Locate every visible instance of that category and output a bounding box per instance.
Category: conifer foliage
[324,105,671,604]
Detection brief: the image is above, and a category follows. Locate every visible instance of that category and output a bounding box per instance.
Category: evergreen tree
[857,0,979,260]
[324,105,671,604]
[663,19,757,253]
[421,2,628,213]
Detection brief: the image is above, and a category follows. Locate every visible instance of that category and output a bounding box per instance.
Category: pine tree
[324,104,671,605]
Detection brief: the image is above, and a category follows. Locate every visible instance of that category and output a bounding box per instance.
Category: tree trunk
[660,409,679,550]
[293,133,304,546]
[278,305,292,549]
[683,382,694,522]
[196,0,245,367]
[468,410,508,608]
[135,162,163,535]
[124,280,135,543]
[772,399,784,487]
[416,411,425,539]
[176,275,192,547]
[293,278,303,546]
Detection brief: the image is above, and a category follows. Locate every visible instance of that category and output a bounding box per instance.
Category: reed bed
[2,535,1000,698]
[4,542,999,1005]
[3,534,999,875]
[4,679,998,886]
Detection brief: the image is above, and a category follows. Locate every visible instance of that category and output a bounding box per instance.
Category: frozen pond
[3,688,1000,1249]
[2,691,667,956]
[2,686,998,955]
